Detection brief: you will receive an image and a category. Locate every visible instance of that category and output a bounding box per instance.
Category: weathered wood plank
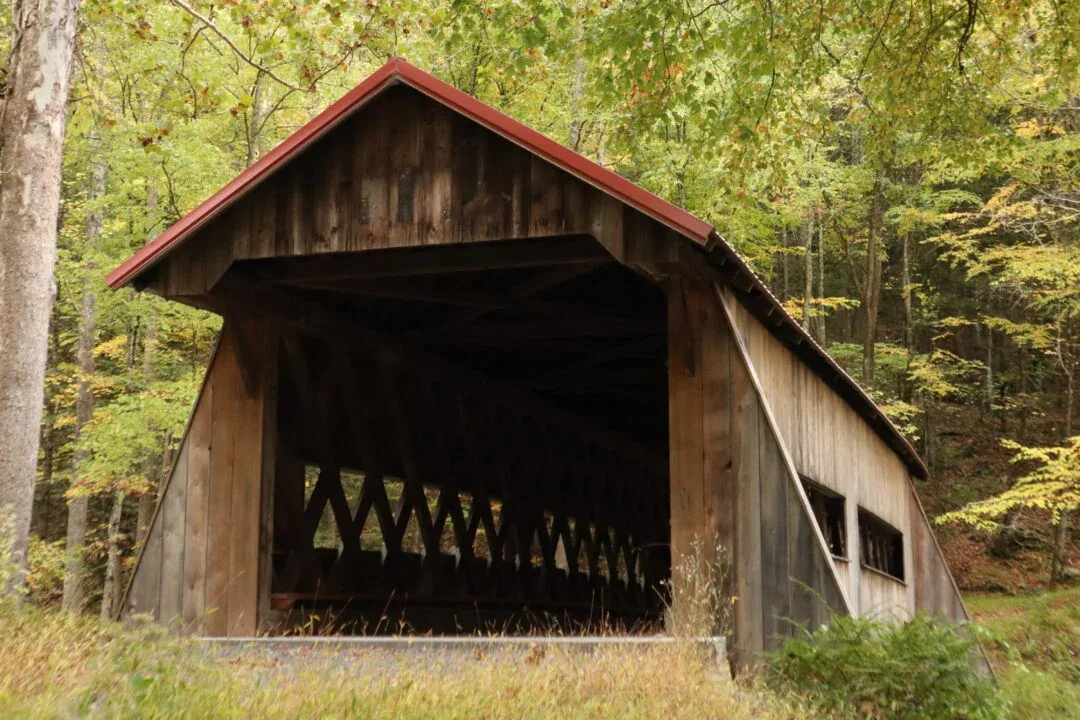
[257,322,279,632]
[701,291,733,587]
[758,405,790,649]
[158,442,189,627]
[144,519,164,620]
[205,330,239,636]
[227,318,266,635]
[667,279,705,605]
[732,372,763,660]
[182,376,213,633]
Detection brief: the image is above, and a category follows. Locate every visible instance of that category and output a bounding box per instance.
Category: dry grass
[0,603,807,719]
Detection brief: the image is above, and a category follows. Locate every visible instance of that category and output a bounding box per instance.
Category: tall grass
[0,604,811,719]
[967,587,1080,719]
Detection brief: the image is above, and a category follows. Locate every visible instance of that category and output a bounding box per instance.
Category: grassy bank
[0,605,804,719]
[4,590,1077,718]
[967,587,1080,719]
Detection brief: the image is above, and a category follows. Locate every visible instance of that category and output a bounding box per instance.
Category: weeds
[767,613,1005,720]
[0,604,808,719]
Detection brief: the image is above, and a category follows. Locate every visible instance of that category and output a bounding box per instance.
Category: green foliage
[939,437,1080,530]
[768,614,1003,720]
[25,536,66,606]
[1000,668,1080,720]
[967,588,1080,718]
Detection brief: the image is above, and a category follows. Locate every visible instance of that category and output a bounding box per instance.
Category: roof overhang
[106,58,712,290]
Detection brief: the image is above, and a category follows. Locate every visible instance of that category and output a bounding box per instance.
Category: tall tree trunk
[817,212,827,344]
[567,49,586,152]
[1051,346,1075,587]
[781,226,790,301]
[33,321,61,540]
[245,71,270,166]
[0,0,79,593]
[134,309,159,546]
[61,149,104,612]
[134,186,160,547]
[99,489,123,620]
[802,220,813,333]
[862,178,885,387]
[1019,345,1029,443]
[902,231,913,349]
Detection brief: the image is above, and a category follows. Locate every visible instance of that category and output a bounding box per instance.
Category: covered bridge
[110,58,969,662]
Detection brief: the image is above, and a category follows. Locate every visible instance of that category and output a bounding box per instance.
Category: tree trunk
[902,231,913,349]
[33,319,62,540]
[0,0,79,594]
[99,489,124,620]
[135,308,159,546]
[567,49,586,152]
[817,214,826,344]
[245,71,270,166]
[1050,351,1075,587]
[61,149,104,612]
[1019,345,1029,443]
[802,220,813,333]
[862,178,885,387]
[781,226,790,301]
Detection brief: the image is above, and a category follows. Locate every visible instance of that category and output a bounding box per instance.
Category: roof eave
[106,58,712,290]
[703,230,929,481]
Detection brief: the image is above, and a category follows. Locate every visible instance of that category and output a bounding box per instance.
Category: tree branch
[167,0,308,93]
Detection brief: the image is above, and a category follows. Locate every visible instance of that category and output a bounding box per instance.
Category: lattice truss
[270,331,670,626]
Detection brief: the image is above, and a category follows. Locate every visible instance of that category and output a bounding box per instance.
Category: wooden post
[666,278,735,636]
[256,320,279,633]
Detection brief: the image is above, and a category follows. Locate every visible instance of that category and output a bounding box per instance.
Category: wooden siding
[669,282,849,665]
[719,286,968,624]
[153,85,685,299]
[121,318,274,635]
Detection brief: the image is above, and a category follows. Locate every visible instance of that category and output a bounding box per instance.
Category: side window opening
[858,509,904,581]
[801,477,847,558]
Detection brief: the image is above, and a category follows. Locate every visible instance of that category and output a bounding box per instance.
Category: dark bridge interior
[230,236,671,633]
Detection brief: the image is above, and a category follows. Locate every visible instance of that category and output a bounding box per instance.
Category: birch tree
[0,0,78,593]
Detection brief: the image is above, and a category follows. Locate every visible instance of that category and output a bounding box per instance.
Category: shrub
[767,613,1004,720]
[26,535,66,605]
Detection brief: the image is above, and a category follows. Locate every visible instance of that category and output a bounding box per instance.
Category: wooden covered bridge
[109,59,969,662]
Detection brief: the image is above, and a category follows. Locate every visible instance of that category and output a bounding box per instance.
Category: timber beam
[242,235,612,285]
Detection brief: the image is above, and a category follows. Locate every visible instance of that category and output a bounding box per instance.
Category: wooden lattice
[271,331,668,631]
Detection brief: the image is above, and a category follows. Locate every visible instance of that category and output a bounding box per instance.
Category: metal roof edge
[703,230,929,480]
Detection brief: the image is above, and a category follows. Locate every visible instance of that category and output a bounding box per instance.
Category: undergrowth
[767,613,1005,720]
[968,587,1080,719]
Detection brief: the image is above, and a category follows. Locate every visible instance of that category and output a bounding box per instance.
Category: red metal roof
[106,57,714,289]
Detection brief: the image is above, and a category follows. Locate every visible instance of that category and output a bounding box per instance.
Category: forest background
[6,0,1080,615]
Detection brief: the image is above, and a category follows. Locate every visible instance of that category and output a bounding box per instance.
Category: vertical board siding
[226,323,268,636]
[158,443,188,627]
[120,318,272,636]
[182,378,213,633]
[204,331,239,636]
[155,86,692,299]
[158,87,578,296]
[722,287,968,624]
[670,284,851,665]
[127,510,163,618]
